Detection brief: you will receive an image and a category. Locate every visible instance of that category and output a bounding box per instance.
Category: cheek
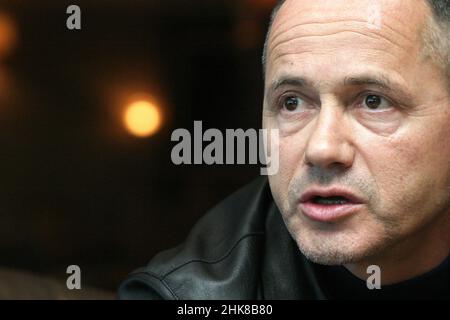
[268,136,305,209]
[361,123,450,221]
[369,138,421,205]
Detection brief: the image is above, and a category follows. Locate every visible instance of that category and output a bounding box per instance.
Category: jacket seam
[132,271,181,300]
[161,231,265,280]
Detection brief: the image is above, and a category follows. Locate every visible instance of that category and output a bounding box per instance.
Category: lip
[299,187,365,222]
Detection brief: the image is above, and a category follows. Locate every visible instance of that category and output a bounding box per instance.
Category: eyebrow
[267,74,415,106]
[344,74,415,106]
[268,76,313,95]
[343,75,392,89]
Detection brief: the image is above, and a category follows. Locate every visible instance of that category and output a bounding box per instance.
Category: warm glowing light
[0,13,17,58]
[124,100,162,137]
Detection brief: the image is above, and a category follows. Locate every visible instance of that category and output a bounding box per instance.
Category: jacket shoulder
[118,176,272,299]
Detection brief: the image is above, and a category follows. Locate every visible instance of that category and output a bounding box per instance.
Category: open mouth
[299,189,364,222]
[311,196,351,205]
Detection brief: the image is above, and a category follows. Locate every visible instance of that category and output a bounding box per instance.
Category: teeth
[313,196,349,205]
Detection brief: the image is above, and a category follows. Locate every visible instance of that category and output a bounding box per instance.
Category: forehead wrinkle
[268,31,409,74]
[268,21,416,65]
[271,28,407,58]
[269,17,416,52]
[269,18,368,49]
[381,19,418,44]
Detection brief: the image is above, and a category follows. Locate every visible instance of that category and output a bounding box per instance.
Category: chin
[298,245,362,265]
[292,227,394,266]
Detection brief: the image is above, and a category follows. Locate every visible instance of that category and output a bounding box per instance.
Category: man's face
[264,0,450,265]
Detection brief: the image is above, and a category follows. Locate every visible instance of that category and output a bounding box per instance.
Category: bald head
[262,0,450,86]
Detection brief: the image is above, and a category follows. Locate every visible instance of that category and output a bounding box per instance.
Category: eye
[280,95,305,113]
[362,94,392,111]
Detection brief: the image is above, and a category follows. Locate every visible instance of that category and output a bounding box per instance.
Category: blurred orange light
[0,13,17,59]
[124,100,162,137]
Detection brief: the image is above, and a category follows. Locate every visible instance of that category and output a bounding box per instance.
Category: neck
[345,211,450,285]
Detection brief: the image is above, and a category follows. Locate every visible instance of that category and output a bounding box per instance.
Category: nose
[304,106,355,169]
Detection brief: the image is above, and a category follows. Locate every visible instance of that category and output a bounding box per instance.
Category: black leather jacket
[118,177,326,299]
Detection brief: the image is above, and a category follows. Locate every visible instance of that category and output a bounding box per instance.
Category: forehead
[266,0,430,84]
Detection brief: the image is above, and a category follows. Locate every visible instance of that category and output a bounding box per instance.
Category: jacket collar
[261,201,327,300]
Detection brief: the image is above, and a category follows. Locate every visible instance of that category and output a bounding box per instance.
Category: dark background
[0,0,275,292]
